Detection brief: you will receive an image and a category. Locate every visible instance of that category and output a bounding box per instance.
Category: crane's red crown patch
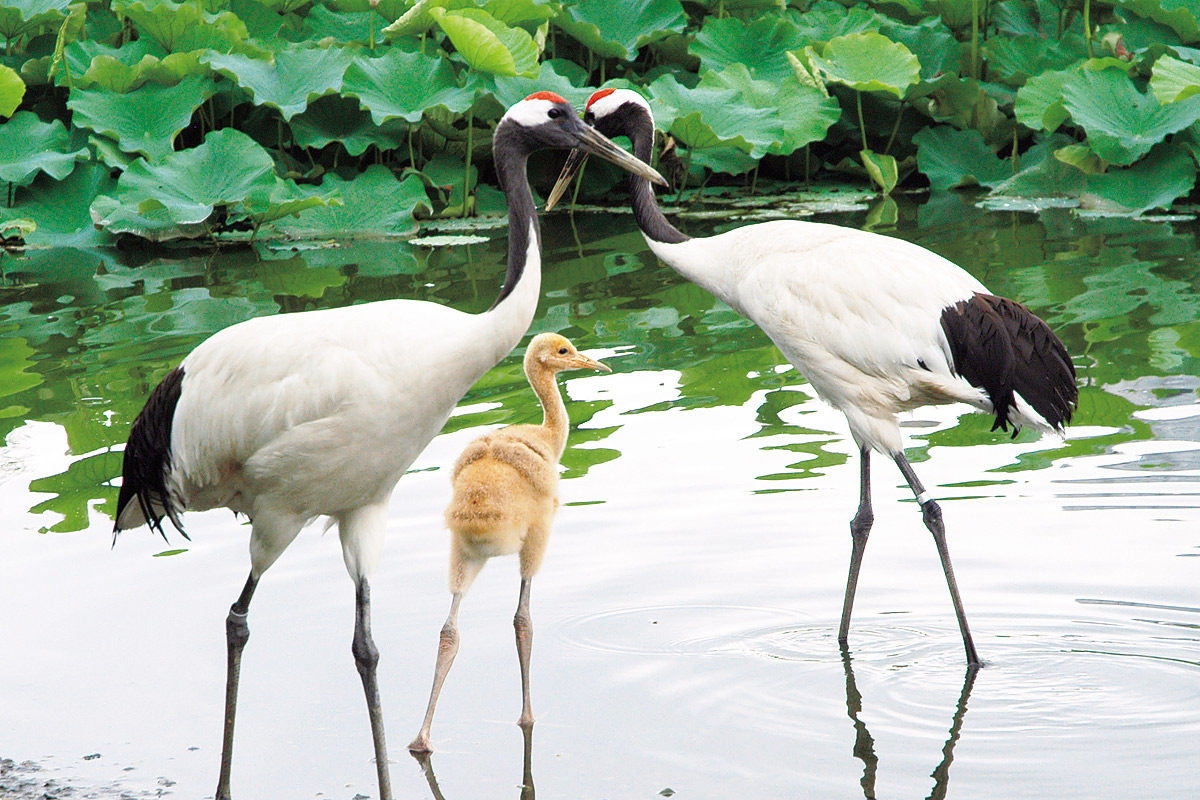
[524,91,567,103]
[587,88,617,108]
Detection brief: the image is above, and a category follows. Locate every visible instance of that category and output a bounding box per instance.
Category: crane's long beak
[545,148,589,211]
[556,122,665,210]
[571,352,611,373]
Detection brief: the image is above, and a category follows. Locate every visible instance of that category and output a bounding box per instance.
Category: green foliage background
[3,0,1200,244]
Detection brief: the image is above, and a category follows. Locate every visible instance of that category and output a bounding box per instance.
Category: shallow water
[1,192,1198,798]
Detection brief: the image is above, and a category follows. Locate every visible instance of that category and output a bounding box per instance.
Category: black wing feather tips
[113,365,188,542]
[940,293,1077,435]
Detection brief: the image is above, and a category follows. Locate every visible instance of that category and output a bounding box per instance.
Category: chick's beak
[571,353,612,373]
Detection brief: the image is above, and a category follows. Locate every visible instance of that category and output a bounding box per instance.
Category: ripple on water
[550,602,1200,749]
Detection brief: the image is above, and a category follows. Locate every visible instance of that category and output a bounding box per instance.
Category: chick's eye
[558,347,568,355]
[548,107,563,119]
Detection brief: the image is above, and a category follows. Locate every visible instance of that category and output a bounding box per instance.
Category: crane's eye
[548,107,563,119]
[558,347,568,355]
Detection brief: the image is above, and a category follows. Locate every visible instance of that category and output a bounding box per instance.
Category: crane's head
[544,89,655,210]
[524,332,611,377]
[496,92,666,189]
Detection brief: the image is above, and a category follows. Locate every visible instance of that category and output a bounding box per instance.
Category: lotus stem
[1083,0,1093,57]
[855,93,867,152]
[463,109,474,218]
[675,146,692,204]
[971,0,979,80]
[883,100,906,156]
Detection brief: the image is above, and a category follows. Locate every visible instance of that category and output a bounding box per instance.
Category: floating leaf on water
[410,233,491,246]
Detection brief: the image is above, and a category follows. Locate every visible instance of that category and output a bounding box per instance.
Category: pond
[1,190,1198,799]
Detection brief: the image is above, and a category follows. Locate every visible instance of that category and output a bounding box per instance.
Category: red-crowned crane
[547,88,1078,667]
[112,92,665,800]
[408,332,610,755]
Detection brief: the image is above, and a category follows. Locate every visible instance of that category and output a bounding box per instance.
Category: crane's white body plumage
[169,228,538,577]
[644,221,1051,453]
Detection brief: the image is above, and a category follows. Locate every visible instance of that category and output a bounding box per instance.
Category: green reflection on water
[4,191,1195,533]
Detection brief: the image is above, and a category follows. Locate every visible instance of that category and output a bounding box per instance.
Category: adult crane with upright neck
[112,91,665,800]
[548,88,1078,667]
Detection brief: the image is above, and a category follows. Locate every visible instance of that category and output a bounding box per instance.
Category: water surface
[1,192,1198,798]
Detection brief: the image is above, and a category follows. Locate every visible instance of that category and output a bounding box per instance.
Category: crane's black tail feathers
[940,293,1077,435]
[113,365,188,545]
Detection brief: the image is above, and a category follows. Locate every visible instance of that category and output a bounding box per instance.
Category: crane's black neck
[624,110,689,246]
[491,124,540,309]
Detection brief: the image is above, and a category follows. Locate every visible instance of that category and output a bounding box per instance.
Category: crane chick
[409,332,610,754]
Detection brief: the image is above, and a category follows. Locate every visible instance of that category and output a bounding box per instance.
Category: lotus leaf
[481,0,556,25]
[203,46,356,119]
[985,34,1085,86]
[1,162,116,247]
[989,135,1088,199]
[113,0,248,53]
[1014,68,1073,132]
[1085,143,1197,214]
[691,14,810,83]
[241,181,343,232]
[880,17,961,80]
[81,54,145,92]
[1054,143,1103,174]
[382,0,451,38]
[860,149,897,193]
[913,125,1009,190]
[0,0,71,46]
[229,0,290,42]
[62,39,160,89]
[807,32,920,99]
[300,5,376,43]
[271,165,430,237]
[1150,54,1200,103]
[923,75,1004,138]
[343,47,475,124]
[476,58,591,112]
[704,65,839,156]
[1063,67,1200,166]
[1118,0,1200,43]
[67,74,212,160]
[290,94,408,155]
[0,64,24,115]
[648,73,762,156]
[90,128,277,239]
[786,1,886,41]
[554,0,685,60]
[429,7,538,77]
[0,111,87,186]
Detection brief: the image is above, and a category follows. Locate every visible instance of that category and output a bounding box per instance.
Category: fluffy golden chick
[409,332,610,754]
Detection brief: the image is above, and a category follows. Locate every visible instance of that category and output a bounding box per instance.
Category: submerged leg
[839,446,874,646]
[217,573,259,800]
[353,577,393,800]
[409,593,463,755]
[514,578,534,726]
[893,452,980,667]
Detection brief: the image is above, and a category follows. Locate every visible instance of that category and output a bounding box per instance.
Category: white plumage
[112,92,665,800]
[549,88,1078,667]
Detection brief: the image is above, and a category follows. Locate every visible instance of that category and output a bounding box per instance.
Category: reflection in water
[415,723,536,800]
[840,648,977,800]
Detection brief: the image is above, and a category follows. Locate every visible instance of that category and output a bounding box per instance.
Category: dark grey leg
[892,452,980,666]
[353,578,393,800]
[839,446,874,646]
[515,578,534,727]
[217,573,258,800]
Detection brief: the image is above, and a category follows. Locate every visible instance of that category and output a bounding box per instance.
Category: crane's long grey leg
[353,577,393,800]
[839,446,874,646]
[515,578,535,727]
[217,572,258,800]
[409,593,463,755]
[892,452,980,667]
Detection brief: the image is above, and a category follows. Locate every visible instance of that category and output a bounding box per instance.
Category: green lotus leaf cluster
[2,0,1200,246]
